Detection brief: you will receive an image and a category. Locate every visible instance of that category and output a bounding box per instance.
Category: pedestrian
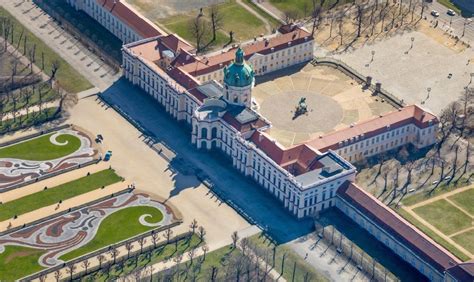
[304,253,308,260]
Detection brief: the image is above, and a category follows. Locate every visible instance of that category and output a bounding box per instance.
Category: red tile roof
[306,105,438,152]
[99,0,164,38]
[337,182,461,273]
[180,27,313,77]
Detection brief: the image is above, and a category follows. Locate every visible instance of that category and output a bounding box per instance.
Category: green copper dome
[223,48,254,88]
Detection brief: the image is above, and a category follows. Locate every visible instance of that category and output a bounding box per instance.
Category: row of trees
[358,87,473,205]
[42,219,207,282]
[0,16,63,131]
[295,0,429,50]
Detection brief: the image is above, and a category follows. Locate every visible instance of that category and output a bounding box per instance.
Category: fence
[312,57,405,108]
[316,224,399,282]
[21,220,184,281]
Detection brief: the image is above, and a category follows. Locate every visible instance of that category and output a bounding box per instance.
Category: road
[427,1,474,43]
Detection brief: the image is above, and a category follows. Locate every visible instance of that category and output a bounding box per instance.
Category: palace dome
[223,48,254,88]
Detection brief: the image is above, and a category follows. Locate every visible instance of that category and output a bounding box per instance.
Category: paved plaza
[0,192,174,267]
[0,129,99,192]
[253,64,395,147]
[328,29,474,115]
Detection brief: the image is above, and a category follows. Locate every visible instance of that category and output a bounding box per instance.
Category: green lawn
[161,244,248,281]
[244,0,282,29]
[269,0,351,19]
[402,181,468,206]
[160,0,267,50]
[0,245,45,281]
[60,206,164,261]
[84,235,202,281]
[0,107,59,135]
[413,199,472,235]
[396,208,470,261]
[0,131,81,161]
[249,233,327,282]
[452,229,474,254]
[0,8,92,93]
[0,169,121,221]
[437,0,462,14]
[448,188,474,215]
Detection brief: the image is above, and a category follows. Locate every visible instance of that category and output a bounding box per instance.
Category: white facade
[66,0,143,43]
[336,195,445,282]
[196,40,314,85]
[333,123,438,163]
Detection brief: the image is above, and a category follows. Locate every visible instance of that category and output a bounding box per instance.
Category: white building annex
[65,1,473,281]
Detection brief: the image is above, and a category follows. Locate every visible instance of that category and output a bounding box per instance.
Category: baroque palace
[67,0,473,281]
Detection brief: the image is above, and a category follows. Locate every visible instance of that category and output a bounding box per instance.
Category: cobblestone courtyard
[253,64,395,147]
[328,29,474,115]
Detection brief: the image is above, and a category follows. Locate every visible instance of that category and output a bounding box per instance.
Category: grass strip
[396,208,470,261]
[0,169,122,222]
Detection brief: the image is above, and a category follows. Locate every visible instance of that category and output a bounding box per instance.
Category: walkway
[253,0,286,23]
[0,181,130,232]
[402,185,474,259]
[236,0,272,34]
[1,0,120,91]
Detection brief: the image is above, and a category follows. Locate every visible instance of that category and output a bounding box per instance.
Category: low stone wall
[312,57,404,108]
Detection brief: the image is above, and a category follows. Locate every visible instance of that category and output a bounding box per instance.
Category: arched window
[211,127,217,138]
[201,127,208,139]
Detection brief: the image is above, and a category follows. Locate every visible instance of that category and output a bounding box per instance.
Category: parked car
[447,9,456,16]
[444,176,452,181]
[432,180,439,185]
[104,150,112,161]
[431,10,440,17]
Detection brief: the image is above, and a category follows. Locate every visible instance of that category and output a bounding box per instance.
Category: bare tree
[138,237,147,254]
[66,263,76,281]
[187,247,196,265]
[210,5,223,42]
[198,225,206,242]
[50,59,60,82]
[189,17,208,53]
[125,241,134,259]
[53,270,62,282]
[189,219,198,234]
[202,244,209,261]
[109,247,120,264]
[356,4,364,38]
[284,9,300,24]
[151,231,160,249]
[97,254,106,269]
[164,227,173,244]
[231,231,239,249]
[82,259,91,276]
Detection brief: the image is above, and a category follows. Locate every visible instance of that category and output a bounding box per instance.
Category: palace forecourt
[66,0,473,281]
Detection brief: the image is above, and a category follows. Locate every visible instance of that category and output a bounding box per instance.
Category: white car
[431,10,440,17]
[447,9,456,16]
